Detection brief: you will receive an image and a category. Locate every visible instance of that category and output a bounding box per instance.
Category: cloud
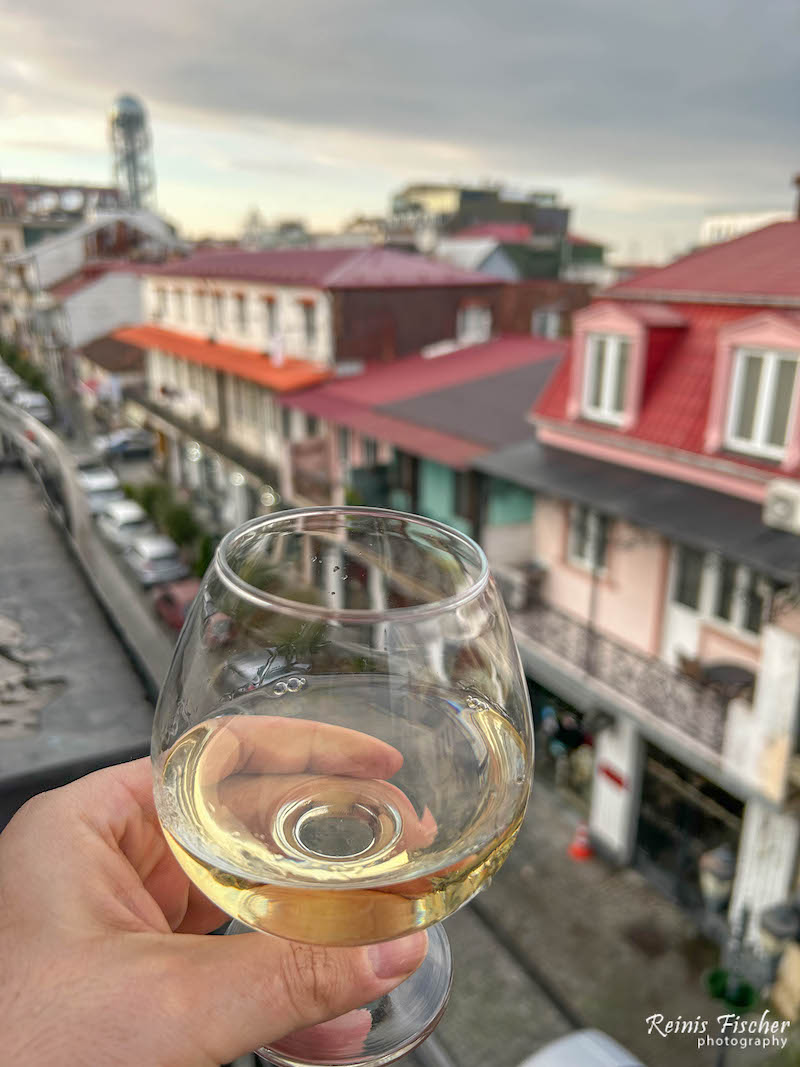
[0,0,796,251]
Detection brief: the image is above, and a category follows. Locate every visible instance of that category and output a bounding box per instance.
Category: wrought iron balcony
[513,600,728,754]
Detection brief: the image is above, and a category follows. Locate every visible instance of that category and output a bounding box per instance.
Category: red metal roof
[113,325,329,393]
[534,302,790,472]
[284,335,565,467]
[286,392,486,468]
[455,223,533,243]
[49,260,150,300]
[321,335,566,406]
[145,247,501,289]
[607,222,800,303]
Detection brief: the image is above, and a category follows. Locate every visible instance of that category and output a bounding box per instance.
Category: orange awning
[113,325,329,393]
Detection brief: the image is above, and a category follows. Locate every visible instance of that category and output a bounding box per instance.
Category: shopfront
[635,742,743,911]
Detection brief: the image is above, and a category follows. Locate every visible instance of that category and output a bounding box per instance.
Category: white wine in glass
[152,508,533,1066]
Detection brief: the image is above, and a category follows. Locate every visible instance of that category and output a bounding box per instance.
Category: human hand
[0,757,427,1066]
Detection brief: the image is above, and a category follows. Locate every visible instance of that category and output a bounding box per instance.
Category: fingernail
[368,931,428,979]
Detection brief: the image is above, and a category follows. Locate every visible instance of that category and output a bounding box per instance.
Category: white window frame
[711,559,769,637]
[265,298,277,338]
[531,307,561,339]
[202,367,216,413]
[457,305,492,344]
[582,334,631,426]
[302,303,317,346]
[213,292,226,330]
[236,294,248,334]
[194,290,206,327]
[725,346,799,461]
[566,503,609,573]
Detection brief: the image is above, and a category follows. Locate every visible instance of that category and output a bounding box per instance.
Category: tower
[109,94,156,210]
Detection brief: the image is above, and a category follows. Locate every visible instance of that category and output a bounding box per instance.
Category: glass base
[225,921,452,1067]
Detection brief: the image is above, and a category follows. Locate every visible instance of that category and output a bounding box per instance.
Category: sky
[1,0,797,261]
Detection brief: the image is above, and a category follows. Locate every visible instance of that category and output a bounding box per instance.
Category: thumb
[167,928,428,1064]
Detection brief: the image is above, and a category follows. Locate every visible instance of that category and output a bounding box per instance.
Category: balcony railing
[513,601,728,755]
[126,387,280,489]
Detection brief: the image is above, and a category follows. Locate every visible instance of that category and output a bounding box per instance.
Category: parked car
[153,577,202,631]
[12,389,54,426]
[93,428,155,460]
[517,1031,644,1067]
[96,499,156,550]
[71,451,108,475]
[124,534,189,587]
[0,369,23,399]
[77,467,125,515]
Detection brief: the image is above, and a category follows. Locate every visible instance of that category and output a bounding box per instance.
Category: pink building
[475,221,800,942]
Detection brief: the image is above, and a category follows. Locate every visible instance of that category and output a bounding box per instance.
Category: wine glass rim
[214,505,490,621]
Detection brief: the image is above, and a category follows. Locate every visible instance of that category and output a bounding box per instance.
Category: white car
[96,499,156,550]
[12,389,54,426]
[518,1030,644,1067]
[77,467,125,516]
[0,370,23,399]
[124,534,189,587]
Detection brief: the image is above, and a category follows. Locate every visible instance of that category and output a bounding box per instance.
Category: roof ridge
[320,247,374,286]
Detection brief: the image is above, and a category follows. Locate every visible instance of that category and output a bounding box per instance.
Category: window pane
[612,340,630,413]
[743,571,765,634]
[593,514,609,569]
[589,338,606,408]
[337,427,349,461]
[715,559,737,621]
[570,504,589,561]
[766,357,797,447]
[674,545,704,609]
[734,353,762,440]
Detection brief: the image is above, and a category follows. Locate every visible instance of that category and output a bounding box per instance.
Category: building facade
[116,247,503,530]
[0,210,180,407]
[474,221,800,944]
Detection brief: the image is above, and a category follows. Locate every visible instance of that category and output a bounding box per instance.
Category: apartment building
[473,221,800,943]
[0,210,180,403]
[277,334,564,546]
[117,247,502,528]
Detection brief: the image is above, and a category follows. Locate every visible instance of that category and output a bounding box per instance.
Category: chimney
[794,173,800,220]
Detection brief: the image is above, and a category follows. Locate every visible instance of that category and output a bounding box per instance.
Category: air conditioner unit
[491,562,546,611]
[763,479,800,535]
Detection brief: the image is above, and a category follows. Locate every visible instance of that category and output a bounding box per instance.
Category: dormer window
[726,347,798,461]
[582,334,630,425]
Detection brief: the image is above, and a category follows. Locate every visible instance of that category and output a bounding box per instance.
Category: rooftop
[606,221,800,305]
[284,335,564,467]
[144,246,502,289]
[533,302,796,478]
[49,260,151,301]
[114,325,329,393]
[455,222,533,242]
[79,335,145,374]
